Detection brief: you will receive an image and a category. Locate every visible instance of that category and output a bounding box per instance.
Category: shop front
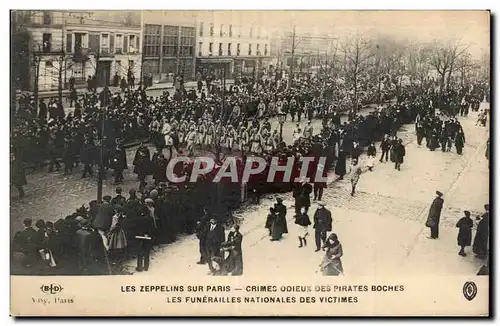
[196,57,233,79]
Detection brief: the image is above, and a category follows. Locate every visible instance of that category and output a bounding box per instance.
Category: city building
[141,11,197,82]
[12,10,142,92]
[196,11,272,79]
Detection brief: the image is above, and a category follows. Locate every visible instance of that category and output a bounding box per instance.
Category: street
[121,103,490,277]
[9,108,349,235]
[9,103,489,277]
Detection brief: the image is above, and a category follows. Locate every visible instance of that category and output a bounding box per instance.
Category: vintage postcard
[10,10,490,316]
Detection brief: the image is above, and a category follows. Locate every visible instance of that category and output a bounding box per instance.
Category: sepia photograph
[9,8,490,316]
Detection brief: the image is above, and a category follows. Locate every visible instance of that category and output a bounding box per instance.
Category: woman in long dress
[335,151,347,180]
[107,208,128,263]
[456,210,473,257]
[225,225,243,276]
[320,233,344,276]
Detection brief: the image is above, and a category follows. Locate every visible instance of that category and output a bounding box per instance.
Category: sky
[260,10,490,58]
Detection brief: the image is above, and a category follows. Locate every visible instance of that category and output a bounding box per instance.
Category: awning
[198,57,234,64]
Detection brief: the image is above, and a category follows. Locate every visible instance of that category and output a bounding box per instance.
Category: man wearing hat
[425,191,444,239]
[313,202,332,252]
[93,195,114,250]
[135,206,154,272]
[205,218,225,274]
[111,187,127,207]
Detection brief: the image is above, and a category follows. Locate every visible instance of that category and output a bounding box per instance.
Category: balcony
[115,48,123,55]
[100,47,113,57]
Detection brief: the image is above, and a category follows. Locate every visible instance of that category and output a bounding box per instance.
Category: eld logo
[463,281,477,301]
[40,284,63,295]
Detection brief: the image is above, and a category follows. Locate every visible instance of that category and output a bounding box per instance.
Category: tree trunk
[438,72,446,107]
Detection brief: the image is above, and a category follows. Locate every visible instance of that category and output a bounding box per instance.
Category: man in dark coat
[313,202,332,252]
[74,219,102,272]
[473,204,490,258]
[92,195,115,250]
[456,210,473,256]
[205,218,225,274]
[112,143,127,184]
[10,153,27,199]
[12,218,38,267]
[111,187,127,207]
[195,212,210,265]
[379,135,390,162]
[425,191,444,239]
[135,209,154,272]
[80,135,95,178]
[271,197,288,241]
[393,138,406,171]
[133,143,151,186]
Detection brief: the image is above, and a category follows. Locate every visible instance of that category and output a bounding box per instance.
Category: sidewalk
[31,80,236,98]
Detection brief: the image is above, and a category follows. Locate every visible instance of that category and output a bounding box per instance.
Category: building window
[209,23,214,36]
[209,42,213,55]
[227,43,232,56]
[42,33,52,52]
[115,34,123,54]
[198,42,203,56]
[43,11,52,25]
[180,26,195,57]
[256,44,260,55]
[264,44,268,56]
[162,25,178,57]
[129,35,136,53]
[229,24,233,37]
[199,22,204,36]
[144,24,161,57]
[249,27,253,38]
[219,43,223,56]
[73,62,85,81]
[101,33,109,53]
[220,24,224,37]
[237,43,240,56]
[66,33,73,53]
[248,44,252,55]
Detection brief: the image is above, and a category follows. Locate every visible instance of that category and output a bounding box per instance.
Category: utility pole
[58,19,66,104]
[139,10,144,87]
[33,45,41,115]
[289,24,296,88]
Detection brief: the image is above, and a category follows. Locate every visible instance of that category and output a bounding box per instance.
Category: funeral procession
[10,11,490,278]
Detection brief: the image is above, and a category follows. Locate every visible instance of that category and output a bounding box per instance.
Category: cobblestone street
[9,109,362,235]
[123,103,490,277]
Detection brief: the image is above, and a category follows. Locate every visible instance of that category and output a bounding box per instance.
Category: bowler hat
[436,191,443,197]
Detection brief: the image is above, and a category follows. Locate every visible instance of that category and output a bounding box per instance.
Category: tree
[456,52,475,86]
[11,10,38,115]
[340,33,375,109]
[429,39,469,104]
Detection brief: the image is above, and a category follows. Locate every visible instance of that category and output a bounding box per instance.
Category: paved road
[9,107,368,235]
[122,103,490,277]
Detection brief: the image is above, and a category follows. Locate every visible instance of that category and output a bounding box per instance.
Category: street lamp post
[278,112,286,143]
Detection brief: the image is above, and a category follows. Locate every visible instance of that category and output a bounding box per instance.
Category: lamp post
[278,112,286,143]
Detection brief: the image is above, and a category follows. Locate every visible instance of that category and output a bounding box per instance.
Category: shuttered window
[66,33,72,53]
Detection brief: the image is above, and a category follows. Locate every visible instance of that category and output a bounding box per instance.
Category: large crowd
[11,66,490,275]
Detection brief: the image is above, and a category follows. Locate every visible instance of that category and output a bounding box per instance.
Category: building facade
[196,11,272,79]
[13,10,143,92]
[141,11,197,82]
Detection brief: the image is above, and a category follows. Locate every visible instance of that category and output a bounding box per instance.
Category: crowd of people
[11,65,490,275]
